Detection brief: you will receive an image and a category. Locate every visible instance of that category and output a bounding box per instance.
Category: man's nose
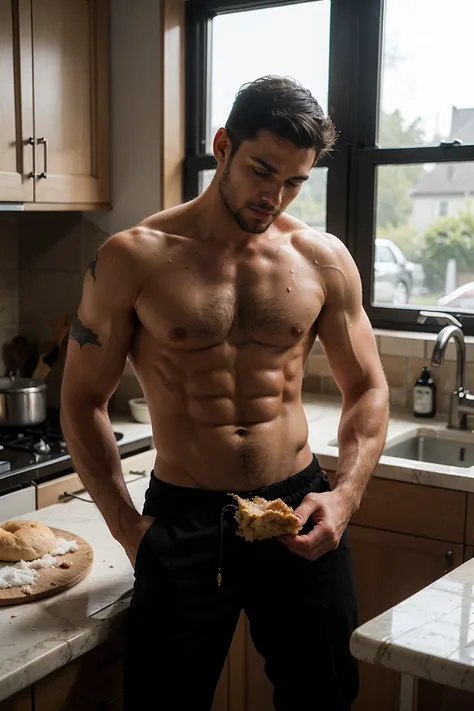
[261,184,284,208]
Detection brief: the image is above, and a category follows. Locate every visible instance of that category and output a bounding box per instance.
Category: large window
[185,0,474,333]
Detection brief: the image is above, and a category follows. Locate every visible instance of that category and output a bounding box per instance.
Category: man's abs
[129,342,313,490]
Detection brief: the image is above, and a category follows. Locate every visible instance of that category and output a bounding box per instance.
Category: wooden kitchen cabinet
[31,0,109,206]
[0,0,109,208]
[465,494,474,546]
[348,524,463,711]
[34,623,125,711]
[0,0,34,201]
[0,687,32,711]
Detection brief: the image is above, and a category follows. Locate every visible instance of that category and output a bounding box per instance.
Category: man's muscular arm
[61,232,152,565]
[281,235,389,560]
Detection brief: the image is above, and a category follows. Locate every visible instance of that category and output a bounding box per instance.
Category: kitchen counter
[1,395,474,702]
[108,413,153,449]
[0,474,150,702]
[350,557,474,694]
[302,393,474,493]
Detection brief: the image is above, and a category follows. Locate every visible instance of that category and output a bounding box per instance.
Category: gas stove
[0,408,124,492]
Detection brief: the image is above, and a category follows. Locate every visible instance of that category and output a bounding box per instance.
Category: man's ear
[213,128,233,164]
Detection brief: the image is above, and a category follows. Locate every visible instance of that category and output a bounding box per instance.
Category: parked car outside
[438,282,474,310]
[373,238,424,305]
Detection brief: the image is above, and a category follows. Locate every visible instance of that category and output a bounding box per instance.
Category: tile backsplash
[0,213,142,411]
[0,215,19,360]
[304,330,474,414]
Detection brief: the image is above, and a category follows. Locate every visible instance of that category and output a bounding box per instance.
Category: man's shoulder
[286,220,350,267]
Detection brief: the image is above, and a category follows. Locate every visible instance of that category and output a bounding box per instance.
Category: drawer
[348,476,466,543]
[34,450,156,509]
[120,449,156,479]
[35,473,85,509]
[0,486,35,520]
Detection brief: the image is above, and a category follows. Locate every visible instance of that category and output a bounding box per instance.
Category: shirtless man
[61,75,389,711]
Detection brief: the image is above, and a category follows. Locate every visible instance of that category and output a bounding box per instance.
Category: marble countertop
[0,475,149,702]
[2,396,474,701]
[350,559,474,693]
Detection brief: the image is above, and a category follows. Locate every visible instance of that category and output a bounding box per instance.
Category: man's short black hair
[225,75,337,162]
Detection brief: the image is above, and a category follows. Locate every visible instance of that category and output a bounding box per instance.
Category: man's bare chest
[136,247,324,348]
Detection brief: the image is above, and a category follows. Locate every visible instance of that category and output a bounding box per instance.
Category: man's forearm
[332,383,389,514]
[61,402,140,540]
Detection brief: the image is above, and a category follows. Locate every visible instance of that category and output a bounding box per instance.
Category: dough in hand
[0,520,57,562]
[231,494,302,542]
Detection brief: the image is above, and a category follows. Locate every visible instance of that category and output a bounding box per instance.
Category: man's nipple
[169,327,188,341]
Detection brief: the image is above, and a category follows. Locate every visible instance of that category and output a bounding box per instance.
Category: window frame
[184,0,474,335]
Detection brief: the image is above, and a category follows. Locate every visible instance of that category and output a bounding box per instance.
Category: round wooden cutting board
[0,527,93,606]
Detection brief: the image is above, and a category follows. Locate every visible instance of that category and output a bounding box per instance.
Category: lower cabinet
[212,612,274,711]
[0,688,32,711]
[348,524,464,711]
[32,624,125,711]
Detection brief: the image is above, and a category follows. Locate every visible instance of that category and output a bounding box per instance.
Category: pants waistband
[145,454,324,513]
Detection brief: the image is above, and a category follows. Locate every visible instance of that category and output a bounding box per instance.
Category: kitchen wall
[0,213,143,411]
[0,214,19,361]
[304,331,474,414]
[89,0,163,236]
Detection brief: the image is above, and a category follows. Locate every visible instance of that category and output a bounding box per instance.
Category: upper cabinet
[0,0,34,202]
[0,0,109,209]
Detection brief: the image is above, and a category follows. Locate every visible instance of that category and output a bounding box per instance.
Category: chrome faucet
[417,311,474,429]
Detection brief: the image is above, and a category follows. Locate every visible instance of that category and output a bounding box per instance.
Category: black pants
[124,456,359,710]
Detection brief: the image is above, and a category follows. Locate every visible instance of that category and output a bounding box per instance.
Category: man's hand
[278,491,353,561]
[120,514,156,568]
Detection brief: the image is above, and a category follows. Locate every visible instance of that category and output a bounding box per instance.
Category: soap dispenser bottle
[413,366,436,418]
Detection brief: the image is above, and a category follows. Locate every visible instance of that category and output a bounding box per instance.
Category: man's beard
[218,160,279,234]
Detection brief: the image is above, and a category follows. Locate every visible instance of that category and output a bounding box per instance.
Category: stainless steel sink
[383,429,474,468]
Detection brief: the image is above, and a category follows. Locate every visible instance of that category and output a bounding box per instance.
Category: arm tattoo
[69,314,102,349]
[88,250,100,286]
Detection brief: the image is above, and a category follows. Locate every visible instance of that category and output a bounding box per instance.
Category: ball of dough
[0,520,56,562]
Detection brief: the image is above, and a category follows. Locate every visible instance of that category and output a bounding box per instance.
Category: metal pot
[0,376,47,427]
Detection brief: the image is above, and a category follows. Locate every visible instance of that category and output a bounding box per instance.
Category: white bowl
[128,397,151,424]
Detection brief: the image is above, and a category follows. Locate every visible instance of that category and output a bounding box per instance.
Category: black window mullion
[187,0,323,14]
[357,144,474,167]
[354,0,384,149]
[325,0,359,245]
[185,4,213,157]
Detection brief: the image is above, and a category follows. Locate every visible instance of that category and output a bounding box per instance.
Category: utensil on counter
[1,341,16,377]
[2,336,39,379]
[32,317,70,381]
[9,335,31,376]
[0,375,47,427]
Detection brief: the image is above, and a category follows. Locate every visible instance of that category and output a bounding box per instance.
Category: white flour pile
[0,537,79,590]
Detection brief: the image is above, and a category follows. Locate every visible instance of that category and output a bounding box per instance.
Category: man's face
[216,130,316,234]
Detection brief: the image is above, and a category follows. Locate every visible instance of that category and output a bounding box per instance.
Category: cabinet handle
[37,137,48,179]
[445,550,453,572]
[27,137,35,178]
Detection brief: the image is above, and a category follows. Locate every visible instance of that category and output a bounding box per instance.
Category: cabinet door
[417,544,474,711]
[0,0,34,201]
[348,525,463,711]
[31,0,109,205]
[0,687,32,711]
[211,611,246,711]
